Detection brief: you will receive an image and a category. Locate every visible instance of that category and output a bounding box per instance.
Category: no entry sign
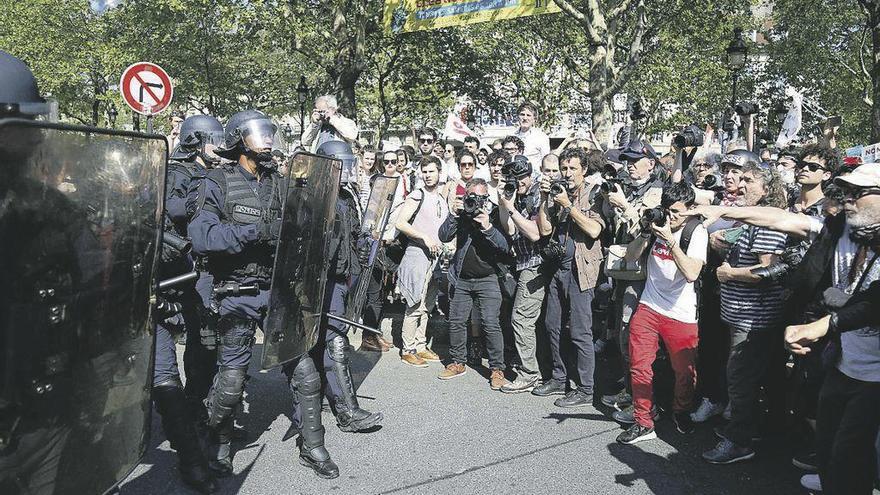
[119,62,173,116]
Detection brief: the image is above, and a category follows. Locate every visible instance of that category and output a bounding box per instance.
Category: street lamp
[296,75,310,137]
[726,27,748,108]
[107,102,118,129]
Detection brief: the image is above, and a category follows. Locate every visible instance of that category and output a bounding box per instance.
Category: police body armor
[201,165,283,285]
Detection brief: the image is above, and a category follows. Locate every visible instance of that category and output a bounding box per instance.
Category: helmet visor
[241,119,276,152]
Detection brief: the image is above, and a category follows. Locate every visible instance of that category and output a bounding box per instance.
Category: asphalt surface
[121,311,847,495]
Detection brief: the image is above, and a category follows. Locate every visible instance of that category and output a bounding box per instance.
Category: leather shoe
[359,334,387,352]
[531,380,566,397]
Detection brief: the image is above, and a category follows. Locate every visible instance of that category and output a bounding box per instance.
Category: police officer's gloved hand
[258,218,282,243]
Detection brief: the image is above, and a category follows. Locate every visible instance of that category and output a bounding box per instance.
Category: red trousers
[629,304,699,428]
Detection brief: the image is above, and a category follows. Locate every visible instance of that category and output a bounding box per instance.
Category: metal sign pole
[146,114,153,134]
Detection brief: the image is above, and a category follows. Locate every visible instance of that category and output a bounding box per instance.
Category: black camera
[629,100,647,121]
[640,207,666,232]
[734,102,759,116]
[600,164,631,194]
[673,124,704,148]
[549,179,570,196]
[701,175,724,191]
[541,238,567,265]
[502,177,517,198]
[462,192,488,216]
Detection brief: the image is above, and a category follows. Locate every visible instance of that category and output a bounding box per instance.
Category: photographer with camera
[533,148,606,407]
[442,150,480,211]
[615,181,708,444]
[599,139,663,417]
[437,179,512,389]
[490,155,545,393]
[301,95,360,152]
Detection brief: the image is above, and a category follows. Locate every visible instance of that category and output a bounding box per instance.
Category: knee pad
[327,335,350,365]
[205,366,248,427]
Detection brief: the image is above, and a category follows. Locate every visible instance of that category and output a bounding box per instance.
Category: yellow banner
[383,0,561,35]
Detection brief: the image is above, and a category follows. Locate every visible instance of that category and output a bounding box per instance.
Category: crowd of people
[331,99,880,495]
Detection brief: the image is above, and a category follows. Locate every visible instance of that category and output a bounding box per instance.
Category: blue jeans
[545,269,595,393]
[448,275,504,369]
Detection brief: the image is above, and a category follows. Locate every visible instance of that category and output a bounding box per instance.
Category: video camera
[462,192,488,216]
[673,124,704,148]
[734,102,759,116]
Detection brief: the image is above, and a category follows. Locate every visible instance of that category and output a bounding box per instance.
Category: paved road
[121,312,834,495]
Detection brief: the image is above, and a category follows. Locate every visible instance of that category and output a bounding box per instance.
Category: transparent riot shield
[343,175,399,325]
[262,152,340,370]
[0,119,165,495]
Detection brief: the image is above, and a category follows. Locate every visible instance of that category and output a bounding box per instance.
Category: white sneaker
[722,402,732,421]
[690,398,725,423]
[800,474,821,492]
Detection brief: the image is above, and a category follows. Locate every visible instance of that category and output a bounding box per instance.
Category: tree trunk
[588,47,613,144]
[870,4,880,142]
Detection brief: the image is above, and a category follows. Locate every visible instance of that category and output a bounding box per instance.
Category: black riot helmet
[171,114,224,164]
[316,139,357,185]
[0,50,50,118]
[215,109,277,165]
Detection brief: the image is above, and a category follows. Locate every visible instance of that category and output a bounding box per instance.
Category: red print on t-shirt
[652,241,673,261]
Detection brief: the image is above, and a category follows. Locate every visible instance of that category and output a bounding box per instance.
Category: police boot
[291,357,340,479]
[327,335,383,432]
[153,381,218,494]
[206,417,234,477]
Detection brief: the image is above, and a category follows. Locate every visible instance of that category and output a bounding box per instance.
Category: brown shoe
[401,352,428,368]
[378,336,394,351]
[416,349,440,362]
[360,334,388,352]
[490,369,509,391]
[438,363,467,380]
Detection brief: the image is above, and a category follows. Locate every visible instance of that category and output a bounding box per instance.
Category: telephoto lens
[502,178,517,198]
[640,207,666,232]
[673,124,704,148]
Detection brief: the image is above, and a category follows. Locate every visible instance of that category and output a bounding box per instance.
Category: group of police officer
[0,50,384,495]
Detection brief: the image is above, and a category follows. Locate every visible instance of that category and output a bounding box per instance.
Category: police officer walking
[166,114,225,420]
[188,110,339,479]
[314,141,384,433]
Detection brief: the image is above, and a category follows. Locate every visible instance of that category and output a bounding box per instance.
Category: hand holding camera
[640,207,666,234]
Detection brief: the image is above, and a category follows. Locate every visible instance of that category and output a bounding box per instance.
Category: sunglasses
[796,161,826,172]
[842,187,880,201]
[384,159,398,165]
[459,161,476,167]
[419,138,434,144]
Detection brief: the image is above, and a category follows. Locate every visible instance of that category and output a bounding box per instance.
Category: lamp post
[726,27,748,109]
[296,75,310,139]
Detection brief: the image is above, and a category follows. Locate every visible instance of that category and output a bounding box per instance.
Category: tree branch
[601,0,647,100]
[552,0,605,45]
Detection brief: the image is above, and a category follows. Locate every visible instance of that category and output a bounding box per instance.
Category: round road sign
[119,62,174,116]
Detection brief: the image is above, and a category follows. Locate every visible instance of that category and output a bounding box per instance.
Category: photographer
[442,150,480,212]
[494,155,545,393]
[533,148,606,407]
[437,178,511,389]
[599,139,663,416]
[616,182,708,445]
[301,95,359,152]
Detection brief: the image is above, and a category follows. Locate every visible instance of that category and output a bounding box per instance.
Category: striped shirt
[720,225,788,331]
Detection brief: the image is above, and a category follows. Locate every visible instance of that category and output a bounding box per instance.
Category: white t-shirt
[514,127,551,169]
[640,223,709,323]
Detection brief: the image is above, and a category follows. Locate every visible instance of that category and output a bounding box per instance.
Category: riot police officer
[188,110,339,479]
[166,114,225,418]
[315,140,384,432]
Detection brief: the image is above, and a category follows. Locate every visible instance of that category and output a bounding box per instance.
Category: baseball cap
[619,139,659,162]
[504,155,532,178]
[834,162,880,188]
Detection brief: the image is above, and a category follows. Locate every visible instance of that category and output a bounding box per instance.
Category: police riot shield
[262,152,340,370]
[343,175,399,325]
[0,119,165,494]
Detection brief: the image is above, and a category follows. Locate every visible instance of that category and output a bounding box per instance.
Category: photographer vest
[200,165,283,283]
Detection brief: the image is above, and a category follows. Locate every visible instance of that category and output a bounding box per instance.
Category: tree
[549,0,748,142]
